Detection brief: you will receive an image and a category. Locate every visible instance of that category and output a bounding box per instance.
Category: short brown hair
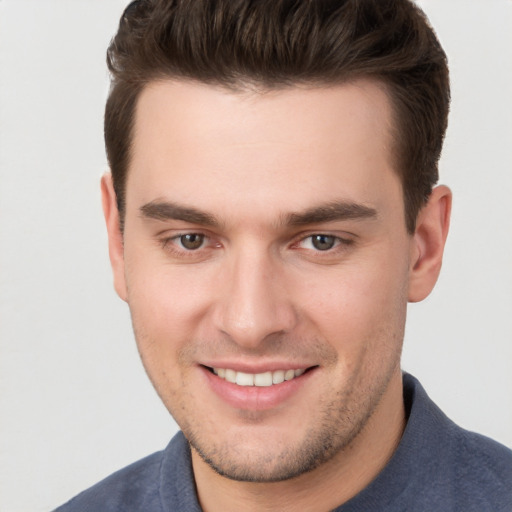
[105,0,449,233]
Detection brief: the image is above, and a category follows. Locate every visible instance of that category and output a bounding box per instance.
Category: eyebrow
[139,199,378,228]
[284,201,378,226]
[140,201,220,227]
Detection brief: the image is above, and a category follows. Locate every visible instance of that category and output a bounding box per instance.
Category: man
[55,0,512,510]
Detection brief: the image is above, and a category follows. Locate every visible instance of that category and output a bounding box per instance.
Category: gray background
[1,1,511,511]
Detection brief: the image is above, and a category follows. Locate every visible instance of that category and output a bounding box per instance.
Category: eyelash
[159,232,354,258]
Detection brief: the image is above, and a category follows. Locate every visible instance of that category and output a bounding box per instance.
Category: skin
[102,79,451,512]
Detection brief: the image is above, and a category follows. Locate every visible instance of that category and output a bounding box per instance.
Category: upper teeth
[213,368,306,387]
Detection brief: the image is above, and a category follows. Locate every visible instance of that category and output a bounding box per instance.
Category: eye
[297,234,340,251]
[293,233,354,260]
[309,234,337,251]
[178,233,205,250]
[159,231,220,261]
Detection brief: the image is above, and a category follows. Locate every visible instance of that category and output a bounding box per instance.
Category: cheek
[125,247,213,330]
[297,253,409,355]
[123,255,213,383]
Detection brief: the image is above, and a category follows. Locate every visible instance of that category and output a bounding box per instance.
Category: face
[109,80,417,482]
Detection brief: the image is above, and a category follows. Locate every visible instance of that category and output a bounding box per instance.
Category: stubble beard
[131,295,406,484]
[183,355,401,483]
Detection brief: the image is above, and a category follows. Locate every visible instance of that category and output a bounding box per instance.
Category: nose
[212,247,297,349]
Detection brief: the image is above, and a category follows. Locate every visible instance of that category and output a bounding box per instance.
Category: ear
[408,185,452,303]
[101,173,128,302]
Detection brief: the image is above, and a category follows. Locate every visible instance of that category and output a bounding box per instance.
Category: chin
[185,405,371,483]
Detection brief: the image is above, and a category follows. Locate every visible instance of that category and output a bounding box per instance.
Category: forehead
[132,78,394,153]
[127,79,400,222]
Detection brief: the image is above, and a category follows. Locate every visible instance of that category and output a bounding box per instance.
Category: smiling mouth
[205,367,315,387]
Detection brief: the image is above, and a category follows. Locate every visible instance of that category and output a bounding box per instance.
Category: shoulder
[53,450,165,512]
[450,427,512,509]
[53,432,201,512]
[404,374,512,511]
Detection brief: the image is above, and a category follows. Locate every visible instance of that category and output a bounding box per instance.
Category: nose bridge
[213,243,295,348]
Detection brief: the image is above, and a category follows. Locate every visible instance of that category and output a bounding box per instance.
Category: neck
[191,370,405,512]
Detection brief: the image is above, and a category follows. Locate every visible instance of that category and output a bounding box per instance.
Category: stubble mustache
[177,333,339,368]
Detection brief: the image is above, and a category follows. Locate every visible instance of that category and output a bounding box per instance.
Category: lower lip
[201,367,315,411]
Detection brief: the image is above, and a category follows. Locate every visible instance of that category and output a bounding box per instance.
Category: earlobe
[408,185,452,303]
[101,173,128,302]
